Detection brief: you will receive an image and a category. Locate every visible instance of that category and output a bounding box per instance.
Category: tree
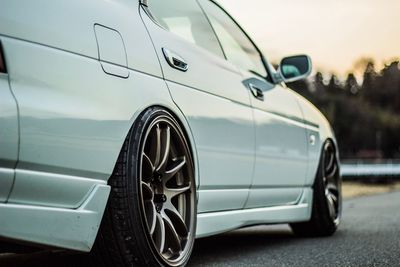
[344,73,359,95]
[293,59,400,159]
[361,61,377,102]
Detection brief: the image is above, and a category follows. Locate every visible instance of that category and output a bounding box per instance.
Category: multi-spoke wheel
[90,107,196,267]
[322,141,340,225]
[290,140,342,237]
[140,116,195,265]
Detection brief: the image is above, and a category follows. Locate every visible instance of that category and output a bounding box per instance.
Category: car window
[148,0,224,58]
[198,0,267,78]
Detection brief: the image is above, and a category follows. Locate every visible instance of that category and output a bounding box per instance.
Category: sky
[217,0,400,77]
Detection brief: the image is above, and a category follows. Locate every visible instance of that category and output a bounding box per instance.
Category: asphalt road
[1,191,400,267]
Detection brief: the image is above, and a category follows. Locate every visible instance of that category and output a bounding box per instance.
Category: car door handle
[162,48,188,72]
[249,83,264,101]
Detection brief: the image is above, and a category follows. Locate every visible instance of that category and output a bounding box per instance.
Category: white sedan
[0,0,341,266]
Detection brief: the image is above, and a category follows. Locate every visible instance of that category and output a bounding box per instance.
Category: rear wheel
[91,107,196,267]
[290,140,341,237]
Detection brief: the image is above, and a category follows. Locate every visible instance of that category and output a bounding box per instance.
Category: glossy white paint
[94,24,129,78]
[8,169,105,209]
[0,168,14,202]
[0,0,338,252]
[197,189,249,213]
[0,0,162,78]
[0,185,110,252]
[294,92,332,185]
[141,8,257,211]
[166,80,255,211]
[246,77,309,186]
[240,73,309,208]
[1,35,173,207]
[245,187,304,209]
[0,73,18,202]
[197,188,313,238]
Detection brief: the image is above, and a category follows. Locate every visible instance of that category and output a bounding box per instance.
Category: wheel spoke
[143,153,155,173]
[325,150,335,174]
[142,182,153,201]
[149,203,157,235]
[329,192,338,204]
[142,182,157,234]
[165,183,191,199]
[326,182,338,192]
[154,213,166,253]
[156,126,170,172]
[325,163,337,180]
[164,157,186,182]
[162,211,182,253]
[150,124,162,170]
[165,207,188,238]
[144,200,157,235]
[326,192,336,218]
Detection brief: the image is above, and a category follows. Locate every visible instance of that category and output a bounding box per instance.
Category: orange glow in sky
[218,0,400,76]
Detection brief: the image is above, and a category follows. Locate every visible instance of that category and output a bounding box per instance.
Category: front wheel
[290,140,342,237]
[91,107,197,267]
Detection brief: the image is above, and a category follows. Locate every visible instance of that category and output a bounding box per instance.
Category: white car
[0,0,341,266]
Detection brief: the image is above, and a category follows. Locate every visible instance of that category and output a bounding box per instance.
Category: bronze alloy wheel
[322,141,341,225]
[290,139,342,237]
[139,115,196,266]
[90,108,196,267]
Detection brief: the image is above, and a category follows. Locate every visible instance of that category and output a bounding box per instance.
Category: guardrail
[341,159,400,179]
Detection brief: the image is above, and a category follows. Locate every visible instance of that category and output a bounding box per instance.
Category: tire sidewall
[126,107,196,267]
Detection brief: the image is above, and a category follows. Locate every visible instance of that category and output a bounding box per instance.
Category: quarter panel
[293,92,333,185]
[0,0,162,78]
[2,36,174,207]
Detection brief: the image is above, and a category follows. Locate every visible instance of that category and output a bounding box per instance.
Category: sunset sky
[217,0,400,77]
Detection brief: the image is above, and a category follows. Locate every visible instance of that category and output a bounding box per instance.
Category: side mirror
[278,55,312,83]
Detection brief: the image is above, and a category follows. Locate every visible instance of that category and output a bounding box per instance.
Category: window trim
[141,0,274,83]
[141,0,226,58]
[197,0,273,82]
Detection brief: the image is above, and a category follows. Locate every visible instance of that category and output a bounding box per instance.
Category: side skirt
[196,188,313,238]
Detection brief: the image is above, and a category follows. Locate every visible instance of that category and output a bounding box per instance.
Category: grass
[342,180,400,199]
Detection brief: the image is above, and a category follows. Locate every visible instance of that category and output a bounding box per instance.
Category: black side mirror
[279,55,312,83]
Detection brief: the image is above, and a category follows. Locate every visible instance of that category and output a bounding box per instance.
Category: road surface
[1,191,399,267]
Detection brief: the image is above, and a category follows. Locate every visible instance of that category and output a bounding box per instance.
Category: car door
[140,0,256,213]
[198,0,309,209]
[0,42,18,202]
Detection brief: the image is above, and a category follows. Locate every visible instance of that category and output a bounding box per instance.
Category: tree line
[288,60,400,160]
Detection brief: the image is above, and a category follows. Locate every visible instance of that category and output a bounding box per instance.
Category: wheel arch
[309,136,340,187]
[114,103,200,191]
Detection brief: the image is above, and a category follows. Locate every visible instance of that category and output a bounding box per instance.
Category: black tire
[89,107,197,267]
[290,140,342,237]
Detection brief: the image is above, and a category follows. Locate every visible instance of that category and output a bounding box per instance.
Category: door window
[198,0,267,78]
[148,0,224,58]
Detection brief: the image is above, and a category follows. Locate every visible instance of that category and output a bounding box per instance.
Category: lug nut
[154,194,167,203]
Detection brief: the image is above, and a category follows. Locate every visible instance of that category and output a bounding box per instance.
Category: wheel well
[118,104,197,183]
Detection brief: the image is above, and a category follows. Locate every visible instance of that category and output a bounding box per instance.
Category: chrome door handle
[162,48,188,72]
[249,83,264,101]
